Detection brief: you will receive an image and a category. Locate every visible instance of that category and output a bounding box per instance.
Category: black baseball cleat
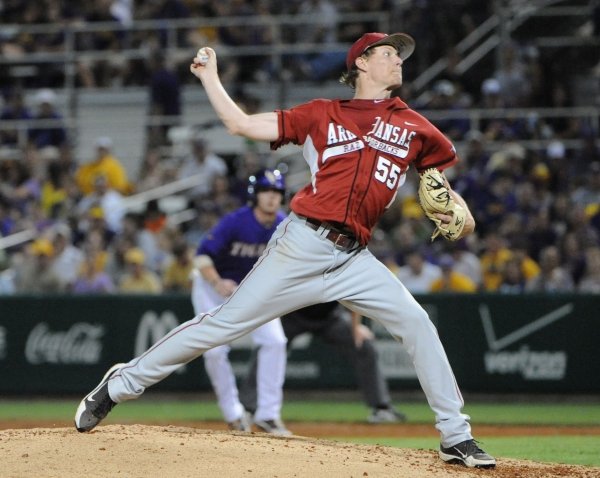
[254,418,292,436]
[439,439,496,468]
[74,363,125,432]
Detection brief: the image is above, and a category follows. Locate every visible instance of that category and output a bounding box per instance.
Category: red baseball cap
[346,32,415,71]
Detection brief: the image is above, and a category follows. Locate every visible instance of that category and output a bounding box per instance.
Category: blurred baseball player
[191,169,290,435]
[76,32,495,468]
[239,303,407,424]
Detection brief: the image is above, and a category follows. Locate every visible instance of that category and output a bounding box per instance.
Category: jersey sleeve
[270,100,324,150]
[197,216,233,257]
[414,121,458,173]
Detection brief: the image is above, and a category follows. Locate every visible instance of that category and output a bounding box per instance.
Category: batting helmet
[247,168,286,205]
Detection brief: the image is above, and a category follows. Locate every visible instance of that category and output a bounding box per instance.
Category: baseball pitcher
[76,32,495,468]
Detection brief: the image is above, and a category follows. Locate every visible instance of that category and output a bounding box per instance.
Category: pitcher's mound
[1,424,595,478]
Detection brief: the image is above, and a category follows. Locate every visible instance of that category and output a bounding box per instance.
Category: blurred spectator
[0,90,33,147]
[73,205,117,249]
[578,246,600,293]
[105,215,140,283]
[565,204,599,252]
[138,199,171,273]
[478,78,504,108]
[493,43,531,107]
[527,209,558,261]
[525,245,574,292]
[497,257,527,294]
[79,2,129,87]
[75,136,131,195]
[147,50,181,148]
[425,80,471,140]
[28,89,68,149]
[462,129,490,178]
[475,170,519,234]
[197,175,241,218]
[76,173,125,233]
[147,0,190,48]
[0,196,16,237]
[161,240,193,292]
[14,238,64,293]
[396,248,441,294]
[50,223,84,290]
[480,232,513,291]
[510,239,541,284]
[479,78,529,141]
[177,134,228,200]
[429,254,477,293]
[71,251,116,293]
[572,161,600,211]
[119,247,162,293]
[136,148,178,192]
[569,137,600,185]
[446,240,483,289]
[182,206,221,247]
[0,156,41,218]
[559,232,587,285]
[294,0,345,81]
[40,156,73,220]
[390,221,429,263]
[213,0,274,83]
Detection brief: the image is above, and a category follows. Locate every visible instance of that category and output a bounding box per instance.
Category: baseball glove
[417,168,466,241]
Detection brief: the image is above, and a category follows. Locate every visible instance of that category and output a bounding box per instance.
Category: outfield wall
[0,294,596,394]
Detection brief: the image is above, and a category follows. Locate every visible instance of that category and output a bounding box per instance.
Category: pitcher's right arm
[190,47,278,142]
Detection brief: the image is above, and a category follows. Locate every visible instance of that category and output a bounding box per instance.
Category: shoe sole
[439,451,496,468]
[74,363,125,432]
[254,421,293,437]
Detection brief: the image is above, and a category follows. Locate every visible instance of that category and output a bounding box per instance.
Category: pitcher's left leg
[327,249,472,447]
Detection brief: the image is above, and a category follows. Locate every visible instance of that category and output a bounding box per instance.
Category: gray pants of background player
[108,213,472,448]
[239,303,393,412]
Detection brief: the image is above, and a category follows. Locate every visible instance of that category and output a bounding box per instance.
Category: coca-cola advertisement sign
[25,322,104,365]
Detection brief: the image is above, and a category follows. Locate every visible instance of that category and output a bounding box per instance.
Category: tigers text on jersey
[197,206,286,283]
[271,97,458,245]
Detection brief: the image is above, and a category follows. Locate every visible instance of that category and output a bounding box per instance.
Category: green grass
[3,399,600,426]
[343,436,600,467]
[282,401,600,426]
[2,398,599,467]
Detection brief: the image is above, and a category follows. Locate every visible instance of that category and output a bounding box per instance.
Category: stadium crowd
[1,0,599,295]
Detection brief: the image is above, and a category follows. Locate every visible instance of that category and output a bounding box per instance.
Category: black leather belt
[304,217,358,250]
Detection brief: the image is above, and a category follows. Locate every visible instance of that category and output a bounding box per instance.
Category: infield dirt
[2,423,599,478]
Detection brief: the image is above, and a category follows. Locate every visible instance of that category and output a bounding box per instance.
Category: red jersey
[271,97,457,245]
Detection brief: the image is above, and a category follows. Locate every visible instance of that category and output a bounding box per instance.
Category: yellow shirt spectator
[519,255,541,281]
[76,137,130,195]
[119,248,163,294]
[162,242,194,292]
[430,255,477,293]
[480,233,513,291]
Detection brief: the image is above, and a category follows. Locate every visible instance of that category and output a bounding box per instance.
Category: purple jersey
[197,206,286,283]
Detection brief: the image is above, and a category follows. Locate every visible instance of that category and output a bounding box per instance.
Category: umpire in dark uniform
[241,302,407,423]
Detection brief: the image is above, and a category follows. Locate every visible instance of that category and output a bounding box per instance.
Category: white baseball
[196,47,209,65]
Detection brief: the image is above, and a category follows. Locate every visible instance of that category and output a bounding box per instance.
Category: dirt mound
[2,424,597,478]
